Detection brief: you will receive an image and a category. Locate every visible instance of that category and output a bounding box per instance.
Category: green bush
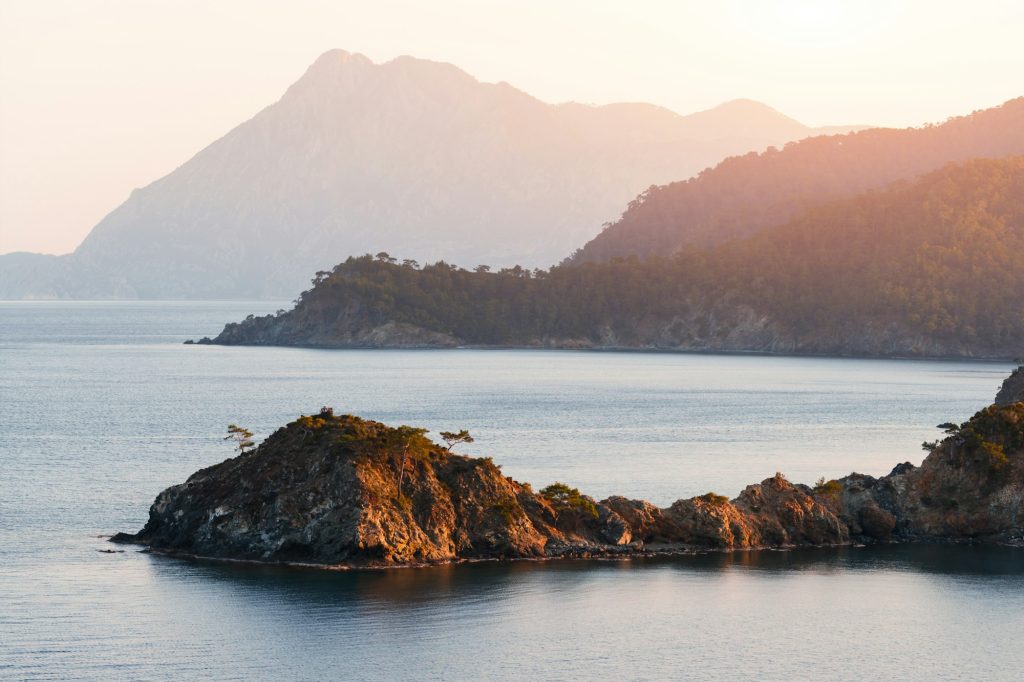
[813,478,844,497]
[699,492,730,506]
[540,482,599,519]
[493,497,523,524]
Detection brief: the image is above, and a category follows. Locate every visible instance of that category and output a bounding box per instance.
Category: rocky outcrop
[996,366,1024,406]
[206,314,459,349]
[115,394,1024,568]
[201,298,1015,359]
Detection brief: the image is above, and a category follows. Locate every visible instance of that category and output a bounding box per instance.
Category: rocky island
[114,369,1024,568]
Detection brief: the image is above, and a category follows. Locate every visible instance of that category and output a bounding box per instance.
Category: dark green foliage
[440,429,474,452]
[540,482,599,519]
[933,403,1024,472]
[813,478,844,497]
[699,492,730,506]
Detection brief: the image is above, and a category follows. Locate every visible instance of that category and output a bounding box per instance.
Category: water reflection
[141,543,1024,607]
[5,302,1023,680]
[116,545,1024,680]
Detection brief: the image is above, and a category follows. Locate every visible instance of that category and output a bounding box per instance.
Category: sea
[2,301,1023,680]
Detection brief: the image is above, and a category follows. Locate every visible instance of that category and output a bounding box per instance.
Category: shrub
[813,478,844,497]
[540,482,599,519]
[699,492,730,506]
[493,497,523,524]
[979,441,1010,471]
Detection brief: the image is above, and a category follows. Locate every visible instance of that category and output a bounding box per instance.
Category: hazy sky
[1,0,1022,255]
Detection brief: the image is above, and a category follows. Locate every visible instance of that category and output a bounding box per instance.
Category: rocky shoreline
[192,314,1024,361]
[114,369,1024,569]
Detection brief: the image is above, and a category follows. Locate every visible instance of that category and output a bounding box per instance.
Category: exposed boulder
[732,474,849,546]
[666,494,758,548]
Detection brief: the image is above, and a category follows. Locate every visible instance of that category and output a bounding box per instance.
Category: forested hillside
[209,157,1024,359]
[573,97,1024,263]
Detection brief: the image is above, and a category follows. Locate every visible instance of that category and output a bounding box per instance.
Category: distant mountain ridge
[0,49,864,299]
[574,97,1024,263]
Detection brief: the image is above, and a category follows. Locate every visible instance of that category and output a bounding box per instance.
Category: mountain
[204,156,1024,360]
[573,97,1024,263]
[0,49,864,300]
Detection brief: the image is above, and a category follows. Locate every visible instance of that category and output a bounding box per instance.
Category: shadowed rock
[996,366,1024,407]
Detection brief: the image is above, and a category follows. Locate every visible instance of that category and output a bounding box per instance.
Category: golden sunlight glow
[3,0,1023,255]
[732,0,855,49]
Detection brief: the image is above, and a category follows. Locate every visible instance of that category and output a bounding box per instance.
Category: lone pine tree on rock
[225,424,255,453]
[440,429,474,452]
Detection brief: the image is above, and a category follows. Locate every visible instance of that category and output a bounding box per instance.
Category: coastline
[112,535,1024,574]
[191,338,1022,364]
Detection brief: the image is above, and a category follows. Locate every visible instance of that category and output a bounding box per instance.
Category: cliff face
[210,315,459,349]
[205,298,1018,359]
[116,396,1024,568]
[996,367,1024,406]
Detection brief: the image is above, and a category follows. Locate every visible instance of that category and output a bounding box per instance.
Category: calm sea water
[2,301,1023,680]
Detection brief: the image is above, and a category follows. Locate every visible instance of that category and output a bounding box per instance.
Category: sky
[1,0,1022,255]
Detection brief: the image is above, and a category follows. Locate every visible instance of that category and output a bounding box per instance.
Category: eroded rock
[996,366,1024,407]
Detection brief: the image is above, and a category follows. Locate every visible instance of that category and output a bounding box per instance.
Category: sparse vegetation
[813,478,843,497]
[224,424,255,453]
[540,482,599,519]
[930,403,1024,473]
[493,497,523,524]
[699,492,730,506]
[440,429,474,452]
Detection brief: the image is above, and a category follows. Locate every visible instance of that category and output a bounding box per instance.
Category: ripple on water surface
[1,301,1022,680]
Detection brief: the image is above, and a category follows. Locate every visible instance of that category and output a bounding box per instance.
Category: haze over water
[2,301,1023,680]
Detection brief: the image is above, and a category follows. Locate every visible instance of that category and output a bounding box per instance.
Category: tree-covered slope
[573,97,1024,263]
[208,157,1024,359]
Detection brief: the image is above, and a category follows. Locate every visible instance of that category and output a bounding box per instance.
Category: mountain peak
[310,48,372,70]
[688,98,803,128]
[298,49,373,81]
[712,98,786,114]
[12,51,893,299]
[283,49,375,99]
[670,98,814,143]
[289,49,479,97]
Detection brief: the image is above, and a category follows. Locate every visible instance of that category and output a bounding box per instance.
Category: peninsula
[197,157,1024,360]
